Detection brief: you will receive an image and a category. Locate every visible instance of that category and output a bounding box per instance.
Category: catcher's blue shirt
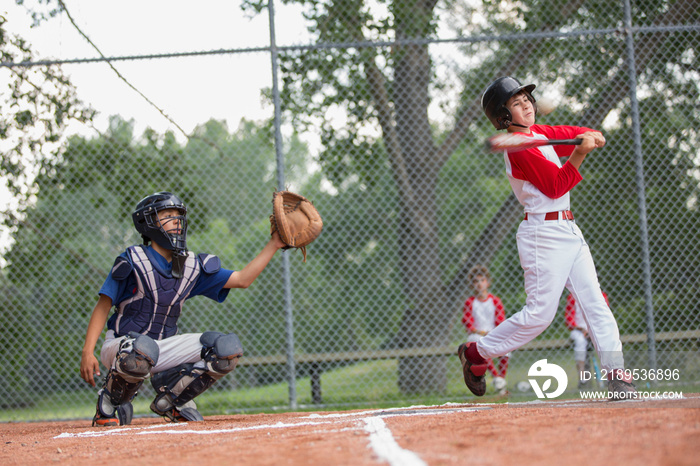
[100,245,233,333]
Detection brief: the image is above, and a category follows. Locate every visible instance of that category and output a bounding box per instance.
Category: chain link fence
[1,0,698,421]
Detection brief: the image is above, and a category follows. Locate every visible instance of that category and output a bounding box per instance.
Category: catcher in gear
[269,190,323,262]
[80,191,286,426]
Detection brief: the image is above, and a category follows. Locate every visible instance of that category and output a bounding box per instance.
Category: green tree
[0,115,311,405]
[0,11,95,407]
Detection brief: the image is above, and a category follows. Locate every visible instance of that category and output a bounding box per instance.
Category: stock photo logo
[528,359,568,399]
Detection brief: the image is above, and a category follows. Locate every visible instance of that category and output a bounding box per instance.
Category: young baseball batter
[461,265,509,395]
[566,291,609,388]
[457,76,636,400]
[80,191,286,426]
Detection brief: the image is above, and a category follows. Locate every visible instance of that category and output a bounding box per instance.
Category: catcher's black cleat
[163,407,204,423]
[457,343,488,397]
[92,390,133,427]
[152,400,204,423]
[92,410,118,427]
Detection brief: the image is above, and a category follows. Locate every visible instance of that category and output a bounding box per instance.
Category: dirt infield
[2,395,699,465]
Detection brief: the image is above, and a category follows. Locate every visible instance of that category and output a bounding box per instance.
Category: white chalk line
[59,395,673,440]
[55,420,327,439]
[54,404,485,440]
[352,396,684,465]
[363,417,426,466]
[358,406,487,465]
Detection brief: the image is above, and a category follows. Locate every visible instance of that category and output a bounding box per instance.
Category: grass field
[3,349,697,422]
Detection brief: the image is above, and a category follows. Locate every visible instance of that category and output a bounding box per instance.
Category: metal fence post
[268,0,298,409]
[624,0,656,372]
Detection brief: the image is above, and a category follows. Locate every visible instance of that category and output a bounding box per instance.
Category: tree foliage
[241,0,700,391]
[0,115,311,405]
[0,12,94,205]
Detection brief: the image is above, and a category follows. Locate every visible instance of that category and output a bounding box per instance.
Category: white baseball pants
[570,329,589,363]
[477,214,625,372]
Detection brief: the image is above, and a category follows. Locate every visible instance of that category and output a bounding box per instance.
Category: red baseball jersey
[462,294,506,333]
[504,124,593,211]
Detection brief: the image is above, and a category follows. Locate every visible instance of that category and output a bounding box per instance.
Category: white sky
[2,0,312,138]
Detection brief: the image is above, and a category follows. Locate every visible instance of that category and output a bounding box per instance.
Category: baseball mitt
[270,190,323,262]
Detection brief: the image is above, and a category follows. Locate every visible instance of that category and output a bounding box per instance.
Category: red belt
[524,210,574,221]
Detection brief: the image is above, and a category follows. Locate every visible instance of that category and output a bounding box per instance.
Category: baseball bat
[591,352,604,388]
[486,133,582,152]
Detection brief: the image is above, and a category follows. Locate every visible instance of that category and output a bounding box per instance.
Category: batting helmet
[481,76,537,130]
[132,191,188,255]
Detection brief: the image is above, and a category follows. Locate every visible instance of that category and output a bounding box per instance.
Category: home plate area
[53,405,490,466]
[2,395,698,465]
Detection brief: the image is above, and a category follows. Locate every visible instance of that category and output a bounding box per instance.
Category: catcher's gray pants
[101,330,208,375]
[476,215,625,373]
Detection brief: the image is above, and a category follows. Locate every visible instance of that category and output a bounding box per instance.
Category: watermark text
[579,390,684,401]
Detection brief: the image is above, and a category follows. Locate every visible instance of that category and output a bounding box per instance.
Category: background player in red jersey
[461,265,509,395]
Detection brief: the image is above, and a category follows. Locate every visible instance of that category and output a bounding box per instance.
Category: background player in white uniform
[461,265,509,394]
[457,77,635,400]
[566,291,609,388]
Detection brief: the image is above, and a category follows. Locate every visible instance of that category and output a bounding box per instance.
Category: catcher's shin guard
[93,333,159,426]
[93,389,135,426]
[150,332,243,422]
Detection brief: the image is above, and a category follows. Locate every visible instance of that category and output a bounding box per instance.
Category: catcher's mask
[481,76,537,130]
[132,192,189,278]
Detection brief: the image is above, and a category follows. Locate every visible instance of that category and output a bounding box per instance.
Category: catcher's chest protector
[114,246,201,340]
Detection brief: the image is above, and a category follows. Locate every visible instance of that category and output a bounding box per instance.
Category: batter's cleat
[457,343,488,396]
[608,369,637,401]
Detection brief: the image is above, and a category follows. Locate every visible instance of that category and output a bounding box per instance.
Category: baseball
[537,97,556,115]
[516,380,531,392]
